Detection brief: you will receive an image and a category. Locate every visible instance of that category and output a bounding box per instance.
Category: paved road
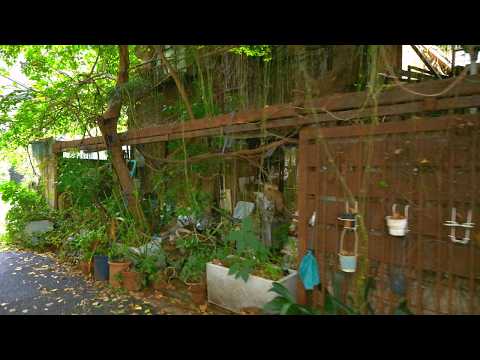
[0,250,157,315]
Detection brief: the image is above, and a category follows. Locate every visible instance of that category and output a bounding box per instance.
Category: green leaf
[280,302,292,315]
[268,282,295,303]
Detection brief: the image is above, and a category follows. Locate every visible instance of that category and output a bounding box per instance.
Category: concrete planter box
[206,262,297,313]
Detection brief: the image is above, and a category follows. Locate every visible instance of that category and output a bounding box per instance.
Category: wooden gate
[297,114,480,314]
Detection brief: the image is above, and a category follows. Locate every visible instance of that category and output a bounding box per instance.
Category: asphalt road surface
[0,250,157,315]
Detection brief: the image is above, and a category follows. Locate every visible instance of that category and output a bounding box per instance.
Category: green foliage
[231,46,272,62]
[224,216,273,282]
[126,247,166,288]
[179,248,210,283]
[76,225,108,260]
[227,217,267,257]
[176,233,215,283]
[0,181,51,241]
[272,223,290,251]
[57,156,113,208]
[262,262,284,281]
[152,160,216,223]
[108,241,130,262]
[264,276,413,315]
[0,45,124,150]
[263,283,321,315]
[137,251,166,287]
[378,179,389,189]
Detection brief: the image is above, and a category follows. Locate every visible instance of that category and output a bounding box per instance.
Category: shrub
[0,181,51,242]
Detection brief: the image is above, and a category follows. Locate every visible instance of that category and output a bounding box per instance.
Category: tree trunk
[97,45,147,230]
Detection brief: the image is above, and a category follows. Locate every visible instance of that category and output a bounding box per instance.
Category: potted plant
[121,266,144,291]
[77,230,96,276]
[137,250,166,289]
[206,217,298,313]
[179,251,210,305]
[79,252,94,276]
[122,248,166,292]
[108,242,131,288]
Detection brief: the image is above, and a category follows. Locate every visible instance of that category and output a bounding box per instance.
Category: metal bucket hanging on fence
[337,201,359,273]
[338,227,359,273]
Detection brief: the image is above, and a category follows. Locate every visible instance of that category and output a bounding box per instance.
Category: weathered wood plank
[53,75,480,153]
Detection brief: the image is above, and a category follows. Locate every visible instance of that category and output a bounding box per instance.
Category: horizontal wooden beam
[301,114,480,139]
[53,74,480,153]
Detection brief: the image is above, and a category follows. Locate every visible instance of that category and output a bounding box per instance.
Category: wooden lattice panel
[297,115,480,314]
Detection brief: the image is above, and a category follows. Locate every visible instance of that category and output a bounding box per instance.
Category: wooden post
[30,138,58,209]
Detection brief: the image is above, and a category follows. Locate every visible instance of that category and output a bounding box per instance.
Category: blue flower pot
[93,255,109,281]
[339,254,357,272]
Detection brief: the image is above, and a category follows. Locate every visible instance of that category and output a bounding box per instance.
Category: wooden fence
[297,86,480,314]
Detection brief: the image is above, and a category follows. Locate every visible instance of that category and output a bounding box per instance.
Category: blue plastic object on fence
[128,160,137,177]
[299,250,320,290]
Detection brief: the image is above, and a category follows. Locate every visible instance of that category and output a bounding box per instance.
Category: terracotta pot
[188,282,207,305]
[108,261,131,288]
[80,260,94,276]
[121,270,143,292]
[152,276,168,291]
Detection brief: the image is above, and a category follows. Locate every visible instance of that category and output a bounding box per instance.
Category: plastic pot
[108,261,131,288]
[122,270,143,291]
[339,253,357,272]
[386,216,408,236]
[93,255,109,281]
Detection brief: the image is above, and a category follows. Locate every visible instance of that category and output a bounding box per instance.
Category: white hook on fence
[444,208,475,245]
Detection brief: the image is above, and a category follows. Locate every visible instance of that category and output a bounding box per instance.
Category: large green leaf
[268,282,295,303]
